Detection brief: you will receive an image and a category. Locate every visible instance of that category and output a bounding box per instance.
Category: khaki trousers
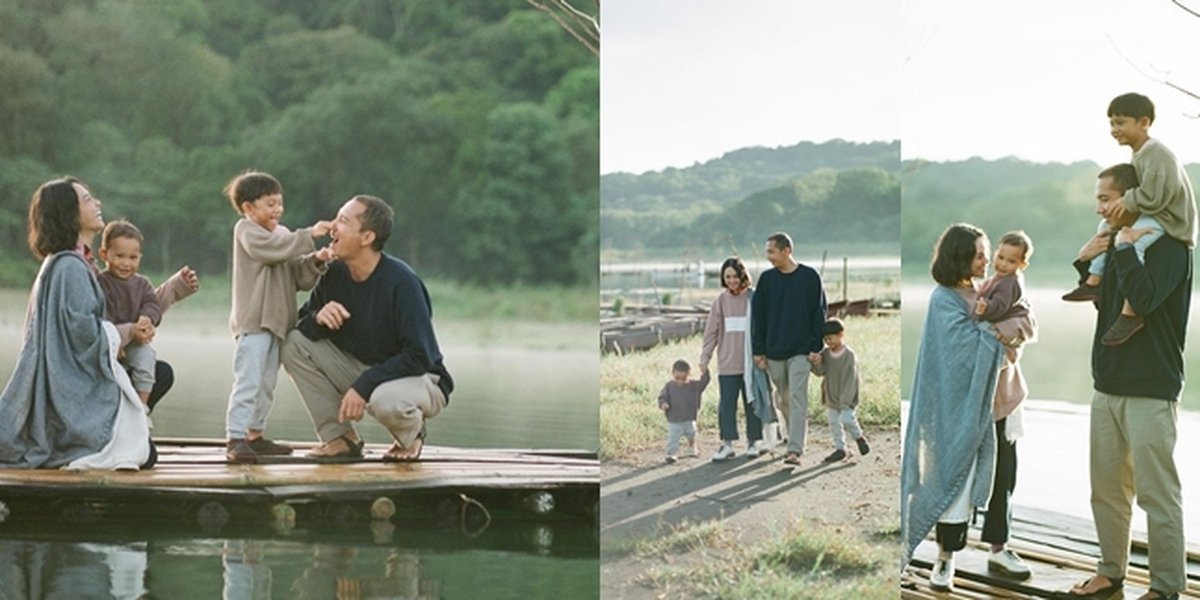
[766,355,811,455]
[1089,391,1184,593]
[281,330,445,449]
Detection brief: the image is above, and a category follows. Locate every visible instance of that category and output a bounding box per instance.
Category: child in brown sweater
[97,220,162,406]
[657,359,711,463]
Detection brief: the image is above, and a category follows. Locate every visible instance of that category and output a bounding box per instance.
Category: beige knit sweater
[229,218,325,339]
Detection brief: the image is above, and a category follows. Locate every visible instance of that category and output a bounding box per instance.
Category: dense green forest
[600,140,900,253]
[901,157,1200,284]
[0,0,597,287]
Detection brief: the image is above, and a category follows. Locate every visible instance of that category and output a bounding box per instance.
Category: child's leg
[227,332,275,441]
[1119,215,1166,318]
[826,407,845,451]
[685,421,698,454]
[247,336,282,440]
[123,344,157,405]
[842,409,864,442]
[1087,218,1110,284]
[665,422,683,457]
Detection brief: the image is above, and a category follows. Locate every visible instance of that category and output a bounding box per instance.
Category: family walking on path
[902,92,1194,600]
[0,171,453,470]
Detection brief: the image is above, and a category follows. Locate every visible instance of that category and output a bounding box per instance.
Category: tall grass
[633,520,898,599]
[601,315,900,460]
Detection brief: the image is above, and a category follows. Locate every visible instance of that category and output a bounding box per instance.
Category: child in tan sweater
[224,171,331,463]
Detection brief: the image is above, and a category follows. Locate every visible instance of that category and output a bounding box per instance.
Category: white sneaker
[987,548,1031,579]
[711,444,736,462]
[929,554,954,592]
[686,443,699,457]
[745,441,762,458]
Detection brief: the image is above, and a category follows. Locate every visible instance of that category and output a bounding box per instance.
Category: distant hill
[901,157,1200,284]
[601,139,900,254]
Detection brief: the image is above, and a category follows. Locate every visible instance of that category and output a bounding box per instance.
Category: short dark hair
[672,359,690,373]
[1098,163,1139,195]
[766,232,793,252]
[822,317,845,336]
[28,176,85,260]
[352,195,393,251]
[224,171,283,214]
[1107,93,1154,123]
[101,219,143,251]
[998,230,1034,262]
[930,223,986,287]
[718,256,751,291]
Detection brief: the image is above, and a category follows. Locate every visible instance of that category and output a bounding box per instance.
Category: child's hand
[133,317,156,344]
[975,298,988,315]
[1105,198,1128,223]
[659,403,669,411]
[314,246,334,264]
[178,265,200,292]
[311,220,333,238]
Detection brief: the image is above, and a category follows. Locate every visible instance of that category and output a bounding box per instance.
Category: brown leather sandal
[382,424,426,463]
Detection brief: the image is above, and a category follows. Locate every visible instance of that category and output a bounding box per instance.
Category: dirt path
[600,429,901,599]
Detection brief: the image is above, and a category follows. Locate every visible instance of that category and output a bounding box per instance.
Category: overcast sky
[903,0,1200,165]
[601,1,901,174]
[601,0,1200,174]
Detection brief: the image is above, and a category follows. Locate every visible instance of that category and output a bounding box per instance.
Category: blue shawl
[901,285,1005,565]
[0,252,121,468]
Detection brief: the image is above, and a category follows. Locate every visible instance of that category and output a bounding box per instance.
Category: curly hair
[28,177,86,260]
[930,223,987,287]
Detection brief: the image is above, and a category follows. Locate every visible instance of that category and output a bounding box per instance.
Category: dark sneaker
[1062,283,1100,302]
[855,436,871,456]
[226,438,257,464]
[248,437,293,456]
[1101,314,1145,346]
[822,449,847,463]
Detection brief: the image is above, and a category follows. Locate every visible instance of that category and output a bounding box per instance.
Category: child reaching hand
[657,359,710,463]
[96,219,162,406]
[975,231,1033,326]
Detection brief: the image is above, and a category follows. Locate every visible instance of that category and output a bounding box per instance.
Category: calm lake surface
[0,289,599,598]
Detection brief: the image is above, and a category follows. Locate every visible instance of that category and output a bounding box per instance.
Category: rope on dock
[458,493,491,538]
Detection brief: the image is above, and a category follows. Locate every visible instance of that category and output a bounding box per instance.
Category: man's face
[1095,176,1135,228]
[1109,114,1150,149]
[765,240,789,268]
[330,199,369,259]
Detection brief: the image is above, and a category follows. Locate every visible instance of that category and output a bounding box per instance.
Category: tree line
[0,0,597,287]
[601,140,900,254]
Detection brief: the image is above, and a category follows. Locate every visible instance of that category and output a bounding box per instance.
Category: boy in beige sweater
[224,171,332,463]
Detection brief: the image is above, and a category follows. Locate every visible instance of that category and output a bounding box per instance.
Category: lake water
[0,290,600,598]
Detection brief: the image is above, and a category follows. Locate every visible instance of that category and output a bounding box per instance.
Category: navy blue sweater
[297,255,453,402]
[751,263,827,360]
[1075,236,1191,401]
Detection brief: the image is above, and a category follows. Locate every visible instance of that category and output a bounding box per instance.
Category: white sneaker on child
[711,444,736,462]
[929,554,954,592]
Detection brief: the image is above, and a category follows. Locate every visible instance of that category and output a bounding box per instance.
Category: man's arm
[350,277,441,399]
[751,277,767,357]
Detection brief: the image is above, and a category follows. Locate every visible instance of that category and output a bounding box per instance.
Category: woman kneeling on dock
[0,178,154,470]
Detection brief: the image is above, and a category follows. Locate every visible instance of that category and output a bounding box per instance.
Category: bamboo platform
[904,506,1200,598]
[0,439,598,532]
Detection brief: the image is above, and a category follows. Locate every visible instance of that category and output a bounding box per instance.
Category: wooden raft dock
[904,506,1200,598]
[0,439,598,532]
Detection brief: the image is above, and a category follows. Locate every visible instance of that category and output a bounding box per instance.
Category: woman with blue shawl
[901,223,1036,592]
[0,178,155,469]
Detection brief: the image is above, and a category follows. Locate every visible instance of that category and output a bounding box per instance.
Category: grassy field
[600,314,900,461]
[609,519,899,599]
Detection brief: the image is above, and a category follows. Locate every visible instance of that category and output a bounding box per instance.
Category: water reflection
[0,519,598,600]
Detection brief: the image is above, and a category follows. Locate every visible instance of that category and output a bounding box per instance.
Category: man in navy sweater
[751,232,826,466]
[1066,164,1189,600]
[282,195,453,462]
